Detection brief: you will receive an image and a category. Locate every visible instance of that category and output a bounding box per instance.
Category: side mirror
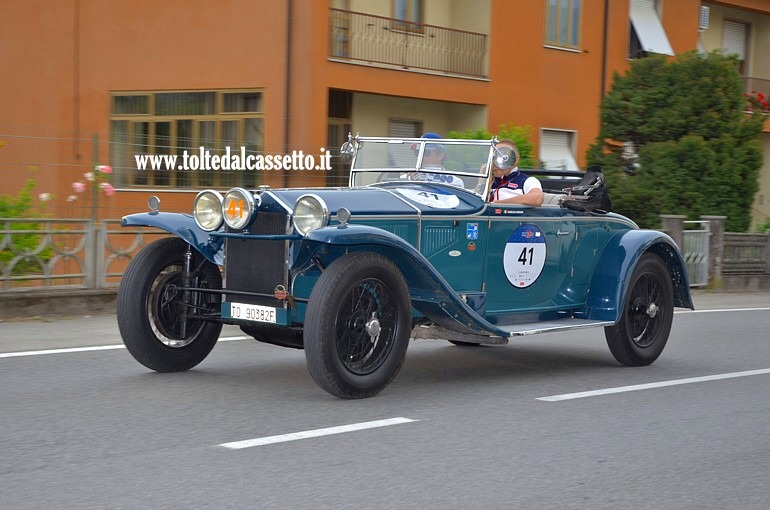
[492,145,518,171]
[340,141,356,164]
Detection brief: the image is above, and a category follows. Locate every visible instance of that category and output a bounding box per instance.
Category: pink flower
[66,195,77,202]
[38,193,51,202]
[72,181,86,193]
[101,183,116,196]
[96,165,113,174]
[84,172,95,181]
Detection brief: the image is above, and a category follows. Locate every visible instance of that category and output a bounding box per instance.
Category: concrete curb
[0,289,118,319]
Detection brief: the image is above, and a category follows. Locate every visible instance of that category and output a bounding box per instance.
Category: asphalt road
[1,292,769,510]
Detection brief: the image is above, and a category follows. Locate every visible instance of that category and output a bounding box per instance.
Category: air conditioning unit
[698,5,710,32]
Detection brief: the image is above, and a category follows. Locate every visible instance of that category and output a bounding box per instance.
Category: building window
[388,119,423,167]
[722,20,748,76]
[392,0,423,32]
[628,0,673,59]
[540,129,579,170]
[110,90,264,189]
[545,0,581,49]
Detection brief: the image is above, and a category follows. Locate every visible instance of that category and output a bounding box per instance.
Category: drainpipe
[600,0,609,99]
[73,0,81,159]
[283,0,292,188]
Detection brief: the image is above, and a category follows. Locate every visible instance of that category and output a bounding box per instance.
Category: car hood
[262,184,485,216]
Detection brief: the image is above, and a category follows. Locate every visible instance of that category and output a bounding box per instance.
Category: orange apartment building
[1,0,769,227]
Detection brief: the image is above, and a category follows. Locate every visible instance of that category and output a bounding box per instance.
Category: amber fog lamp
[222,187,258,230]
[293,194,329,235]
[193,190,224,231]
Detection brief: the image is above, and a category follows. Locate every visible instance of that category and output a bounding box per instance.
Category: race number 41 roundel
[503,224,546,288]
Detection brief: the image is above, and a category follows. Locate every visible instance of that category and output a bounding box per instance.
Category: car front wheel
[304,252,412,399]
[604,253,674,366]
[117,237,222,372]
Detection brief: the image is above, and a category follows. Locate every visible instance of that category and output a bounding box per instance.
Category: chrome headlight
[222,187,258,230]
[193,190,224,231]
[292,194,329,235]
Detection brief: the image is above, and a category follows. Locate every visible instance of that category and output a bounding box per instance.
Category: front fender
[121,212,222,264]
[304,224,509,338]
[585,230,694,322]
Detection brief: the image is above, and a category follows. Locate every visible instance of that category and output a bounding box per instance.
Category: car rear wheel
[304,252,411,399]
[117,237,222,372]
[604,253,674,366]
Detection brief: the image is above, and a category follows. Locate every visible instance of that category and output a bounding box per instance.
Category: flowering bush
[70,164,114,202]
[744,91,770,113]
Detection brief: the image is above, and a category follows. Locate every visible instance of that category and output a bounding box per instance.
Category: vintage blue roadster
[117,136,694,399]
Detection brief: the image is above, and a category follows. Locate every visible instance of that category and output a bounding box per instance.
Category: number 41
[518,247,534,265]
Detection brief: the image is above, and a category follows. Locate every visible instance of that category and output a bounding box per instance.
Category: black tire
[117,237,222,372]
[604,253,674,366]
[304,252,412,399]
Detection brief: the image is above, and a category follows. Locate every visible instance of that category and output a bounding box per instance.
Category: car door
[482,205,578,321]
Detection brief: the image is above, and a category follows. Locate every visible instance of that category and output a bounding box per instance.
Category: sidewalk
[1,290,768,354]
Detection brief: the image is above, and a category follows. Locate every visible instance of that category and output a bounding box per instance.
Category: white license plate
[229,302,276,323]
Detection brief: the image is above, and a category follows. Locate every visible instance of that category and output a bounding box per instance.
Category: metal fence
[0,218,167,291]
[682,220,710,287]
[2,217,768,292]
[329,8,488,78]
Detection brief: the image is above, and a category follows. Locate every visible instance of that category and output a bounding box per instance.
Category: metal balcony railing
[329,8,488,78]
[745,76,770,97]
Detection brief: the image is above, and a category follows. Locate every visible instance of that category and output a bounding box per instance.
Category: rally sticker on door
[503,224,546,288]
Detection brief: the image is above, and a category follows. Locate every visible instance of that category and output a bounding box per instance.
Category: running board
[412,318,614,345]
[498,318,614,336]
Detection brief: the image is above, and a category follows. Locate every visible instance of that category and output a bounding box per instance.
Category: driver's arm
[493,188,544,206]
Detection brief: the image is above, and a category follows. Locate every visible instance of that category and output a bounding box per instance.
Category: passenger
[488,139,543,206]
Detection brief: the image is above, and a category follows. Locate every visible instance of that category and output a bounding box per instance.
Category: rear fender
[121,212,223,264]
[584,230,694,322]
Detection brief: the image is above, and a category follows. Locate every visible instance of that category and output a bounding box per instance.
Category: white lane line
[219,417,419,450]
[0,335,249,359]
[537,368,770,402]
[676,307,770,314]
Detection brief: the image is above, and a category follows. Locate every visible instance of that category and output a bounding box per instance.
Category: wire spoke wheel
[336,278,397,375]
[117,238,222,372]
[605,253,674,366]
[305,252,411,399]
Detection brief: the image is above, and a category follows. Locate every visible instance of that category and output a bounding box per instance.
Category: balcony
[328,8,488,79]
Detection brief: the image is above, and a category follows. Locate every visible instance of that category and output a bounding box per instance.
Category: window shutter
[722,21,747,60]
[540,130,579,171]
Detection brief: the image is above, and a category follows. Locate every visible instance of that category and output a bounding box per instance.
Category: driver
[411,133,464,187]
[488,139,543,206]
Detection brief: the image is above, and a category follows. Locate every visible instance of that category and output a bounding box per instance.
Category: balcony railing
[745,76,770,98]
[329,8,488,78]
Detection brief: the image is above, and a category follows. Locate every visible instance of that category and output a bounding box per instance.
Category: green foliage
[755,217,770,233]
[0,178,52,276]
[448,124,538,169]
[587,51,765,231]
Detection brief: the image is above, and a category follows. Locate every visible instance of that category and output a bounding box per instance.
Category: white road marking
[537,368,770,402]
[675,307,770,314]
[219,417,419,450]
[0,335,249,359]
